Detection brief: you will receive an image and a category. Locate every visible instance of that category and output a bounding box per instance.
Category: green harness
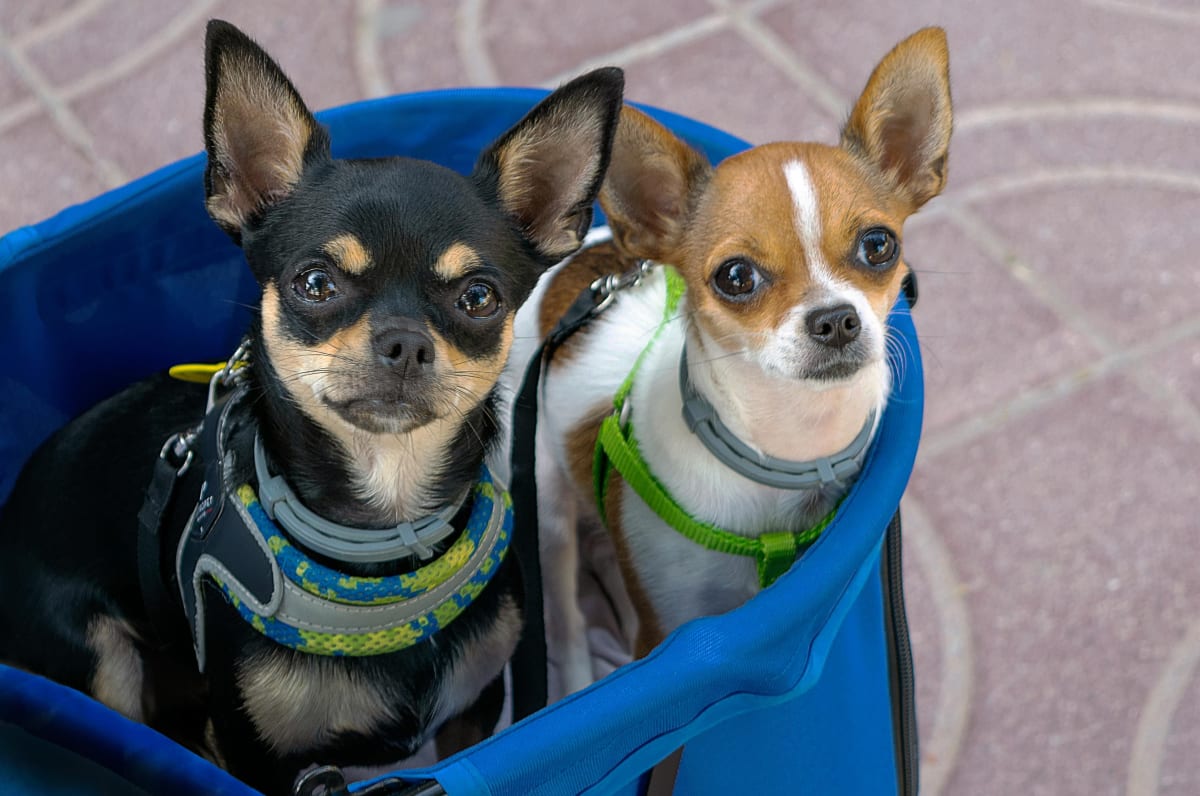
[592,267,836,588]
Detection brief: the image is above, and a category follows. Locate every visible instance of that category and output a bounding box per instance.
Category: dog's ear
[840,27,952,212]
[598,105,712,263]
[474,67,624,262]
[202,20,331,241]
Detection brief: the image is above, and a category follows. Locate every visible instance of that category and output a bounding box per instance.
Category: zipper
[882,511,919,796]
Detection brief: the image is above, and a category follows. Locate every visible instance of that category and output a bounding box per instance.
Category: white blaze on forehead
[783,159,833,284]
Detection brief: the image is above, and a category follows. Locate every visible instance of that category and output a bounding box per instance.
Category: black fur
[0,19,622,795]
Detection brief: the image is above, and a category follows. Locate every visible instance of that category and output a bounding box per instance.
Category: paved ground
[2,1,1199,794]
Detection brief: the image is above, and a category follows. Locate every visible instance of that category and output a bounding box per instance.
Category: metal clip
[158,428,197,478]
[590,259,654,313]
[206,337,251,411]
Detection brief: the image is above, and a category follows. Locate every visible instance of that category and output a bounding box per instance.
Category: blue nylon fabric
[0,88,922,796]
[0,665,259,795]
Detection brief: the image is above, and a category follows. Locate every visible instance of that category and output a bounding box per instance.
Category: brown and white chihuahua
[0,20,622,793]
[517,28,951,693]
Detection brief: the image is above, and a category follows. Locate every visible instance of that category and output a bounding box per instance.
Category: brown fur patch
[323,233,373,275]
[537,243,639,365]
[600,105,712,263]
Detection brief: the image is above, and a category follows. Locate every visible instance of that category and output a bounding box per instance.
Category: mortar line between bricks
[0,25,125,188]
[12,0,109,50]
[919,317,1200,459]
[943,201,1200,447]
[0,0,217,138]
[942,204,1117,355]
[719,2,848,121]
[538,12,731,89]
[1083,0,1200,26]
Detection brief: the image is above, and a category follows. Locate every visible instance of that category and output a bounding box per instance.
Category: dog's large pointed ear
[474,68,624,262]
[599,105,712,263]
[841,27,952,212]
[203,20,331,240]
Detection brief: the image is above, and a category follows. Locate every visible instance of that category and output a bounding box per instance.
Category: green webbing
[592,266,836,588]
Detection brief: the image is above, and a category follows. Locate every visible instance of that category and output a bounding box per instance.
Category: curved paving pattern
[1,2,1198,793]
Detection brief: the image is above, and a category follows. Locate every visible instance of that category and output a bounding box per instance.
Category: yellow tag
[168,361,246,383]
[168,363,226,383]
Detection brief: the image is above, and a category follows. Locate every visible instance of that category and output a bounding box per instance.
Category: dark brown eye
[456,282,499,319]
[711,258,763,300]
[293,268,339,302]
[856,228,899,270]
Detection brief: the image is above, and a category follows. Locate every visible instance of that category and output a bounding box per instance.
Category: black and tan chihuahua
[0,19,622,793]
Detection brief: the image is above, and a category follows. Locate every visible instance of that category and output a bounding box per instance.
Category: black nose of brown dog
[806,304,861,348]
[374,321,435,375]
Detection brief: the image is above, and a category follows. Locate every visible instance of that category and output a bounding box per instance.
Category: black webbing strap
[136,427,202,650]
[508,283,614,721]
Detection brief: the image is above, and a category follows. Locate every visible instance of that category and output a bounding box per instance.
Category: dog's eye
[456,282,500,319]
[293,268,340,302]
[711,258,762,301]
[856,228,899,270]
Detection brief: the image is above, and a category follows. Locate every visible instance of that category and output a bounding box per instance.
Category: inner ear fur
[840,27,953,211]
[598,105,712,263]
[474,67,624,263]
[203,20,330,239]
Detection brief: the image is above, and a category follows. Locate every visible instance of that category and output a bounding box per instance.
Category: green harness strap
[592,267,836,588]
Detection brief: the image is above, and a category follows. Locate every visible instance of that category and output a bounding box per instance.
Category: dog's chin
[326,397,438,435]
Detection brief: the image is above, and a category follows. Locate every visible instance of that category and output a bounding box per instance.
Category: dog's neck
[250,351,494,533]
[683,317,886,465]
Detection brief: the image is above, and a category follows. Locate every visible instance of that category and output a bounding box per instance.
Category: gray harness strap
[678,347,877,490]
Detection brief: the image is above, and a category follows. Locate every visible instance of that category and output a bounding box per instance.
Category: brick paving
[2,2,1198,794]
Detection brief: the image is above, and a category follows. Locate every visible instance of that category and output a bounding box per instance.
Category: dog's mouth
[325,395,439,434]
[793,346,877,384]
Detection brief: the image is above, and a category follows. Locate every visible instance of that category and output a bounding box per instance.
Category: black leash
[508,272,630,721]
[136,425,203,650]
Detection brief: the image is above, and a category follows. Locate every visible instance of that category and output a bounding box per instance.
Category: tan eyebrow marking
[322,234,373,275]
[434,242,482,281]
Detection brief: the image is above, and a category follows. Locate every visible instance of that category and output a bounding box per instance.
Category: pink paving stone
[976,186,1200,349]
[0,52,30,107]
[944,116,1200,201]
[759,0,1200,111]
[908,374,1200,795]
[1147,334,1200,402]
[621,28,841,149]
[898,521,944,770]
[24,0,195,88]
[71,3,362,183]
[902,216,1098,434]
[482,0,713,86]
[0,0,80,39]
[0,112,107,232]
[375,1,472,93]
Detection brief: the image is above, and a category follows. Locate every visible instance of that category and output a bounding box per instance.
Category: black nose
[373,321,435,375]
[805,304,861,348]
